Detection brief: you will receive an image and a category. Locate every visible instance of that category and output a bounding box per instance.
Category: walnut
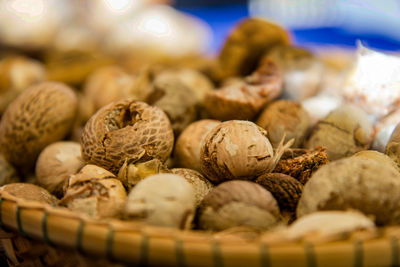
[197,180,280,231]
[81,99,174,173]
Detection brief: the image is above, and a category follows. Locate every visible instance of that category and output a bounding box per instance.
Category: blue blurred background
[174,0,400,53]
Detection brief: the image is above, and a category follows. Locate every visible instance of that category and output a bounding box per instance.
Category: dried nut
[264,45,323,100]
[255,173,303,213]
[198,180,280,231]
[352,150,399,171]
[306,104,373,161]
[282,211,375,241]
[1,183,58,205]
[256,100,310,148]
[146,75,198,135]
[174,119,220,172]
[297,157,400,225]
[61,165,127,218]
[0,56,47,114]
[36,141,85,197]
[214,17,290,81]
[83,66,137,111]
[117,158,171,189]
[204,59,282,121]
[386,123,400,168]
[0,153,19,185]
[201,120,292,183]
[273,147,329,185]
[124,173,196,229]
[171,168,213,206]
[0,82,78,171]
[81,99,174,173]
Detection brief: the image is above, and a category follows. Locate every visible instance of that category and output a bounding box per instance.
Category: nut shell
[81,99,174,173]
[386,122,400,168]
[0,82,78,170]
[1,183,57,205]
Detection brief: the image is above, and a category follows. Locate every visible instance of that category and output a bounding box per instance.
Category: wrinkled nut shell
[1,183,58,205]
[0,82,78,170]
[198,180,280,231]
[81,99,174,173]
[255,173,303,213]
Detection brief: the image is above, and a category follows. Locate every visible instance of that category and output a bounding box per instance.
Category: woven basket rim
[1,190,399,267]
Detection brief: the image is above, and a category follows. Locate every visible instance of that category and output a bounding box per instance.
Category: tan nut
[81,99,174,173]
[386,122,400,168]
[0,153,19,186]
[0,183,58,206]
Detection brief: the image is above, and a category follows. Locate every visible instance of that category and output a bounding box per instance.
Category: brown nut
[273,147,329,185]
[353,150,399,171]
[386,122,400,168]
[306,104,373,161]
[36,141,85,197]
[1,183,58,205]
[297,157,400,225]
[171,168,213,206]
[174,119,220,172]
[214,17,290,81]
[200,120,292,183]
[255,173,303,213]
[81,99,174,173]
[197,180,280,231]
[0,82,78,171]
[0,152,19,185]
[256,100,310,148]
[60,165,127,218]
[204,59,282,121]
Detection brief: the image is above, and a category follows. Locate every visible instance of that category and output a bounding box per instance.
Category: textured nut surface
[1,183,58,205]
[204,59,282,121]
[306,104,373,161]
[125,173,196,229]
[0,153,19,185]
[256,100,310,148]
[297,157,400,225]
[0,82,78,170]
[198,180,280,231]
[81,99,174,173]
[255,173,303,213]
[273,147,329,185]
[61,165,127,218]
[353,150,399,171]
[200,120,279,183]
[172,168,213,206]
[386,122,400,167]
[36,141,84,197]
[174,119,220,172]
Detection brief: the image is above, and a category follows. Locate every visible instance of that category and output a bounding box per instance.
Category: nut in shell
[200,120,293,183]
[197,180,280,231]
[0,153,19,186]
[81,99,174,173]
[124,173,196,229]
[352,150,399,172]
[1,183,57,206]
[386,122,400,168]
[60,165,127,218]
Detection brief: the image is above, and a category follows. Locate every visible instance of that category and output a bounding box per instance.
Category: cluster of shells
[2,18,400,242]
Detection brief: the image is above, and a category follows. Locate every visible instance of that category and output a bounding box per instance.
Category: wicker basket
[0,189,399,267]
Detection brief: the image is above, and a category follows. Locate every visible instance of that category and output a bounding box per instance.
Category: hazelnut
[306,104,373,160]
[0,82,78,171]
[1,183,58,206]
[81,99,174,173]
[0,56,47,114]
[256,100,310,148]
[145,74,198,135]
[171,168,213,206]
[117,158,171,189]
[264,45,323,101]
[273,147,329,185]
[197,180,280,231]
[36,141,85,197]
[213,17,290,81]
[60,165,127,218]
[204,59,282,121]
[386,122,400,168]
[174,119,220,172]
[124,173,195,229]
[255,173,303,213]
[297,157,400,225]
[200,120,292,183]
[0,152,19,185]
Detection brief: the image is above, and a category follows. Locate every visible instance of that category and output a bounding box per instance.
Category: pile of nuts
[1,17,400,241]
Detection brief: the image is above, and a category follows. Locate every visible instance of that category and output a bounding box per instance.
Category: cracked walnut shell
[81,99,174,173]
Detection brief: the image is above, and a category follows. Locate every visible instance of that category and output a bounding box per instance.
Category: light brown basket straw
[0,189,399,267]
